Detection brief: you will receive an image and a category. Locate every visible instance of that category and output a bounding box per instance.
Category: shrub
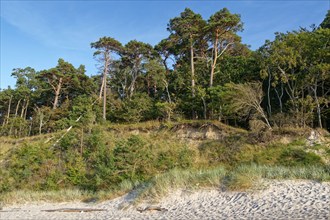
[59,131,80,151]
[0,170,14,193]
[115,93,154,122]
[198,137,243,165]
[279,148,324,166]
[178,146,195,168]
[3,143,64,191]
[113,135,154,182]
[155,151,177,171]
[65,153,87,186]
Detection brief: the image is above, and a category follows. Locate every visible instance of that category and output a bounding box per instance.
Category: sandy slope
[1,180,329,220]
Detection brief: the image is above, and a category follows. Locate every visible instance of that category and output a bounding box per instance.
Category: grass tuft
[138,167,227,201]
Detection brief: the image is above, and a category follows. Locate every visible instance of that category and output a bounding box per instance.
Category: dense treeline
[1,8,329,137]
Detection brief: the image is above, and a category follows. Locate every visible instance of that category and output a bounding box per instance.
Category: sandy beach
[1,180,329,220]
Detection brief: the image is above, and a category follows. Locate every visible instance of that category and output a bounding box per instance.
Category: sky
[0,0,329,89]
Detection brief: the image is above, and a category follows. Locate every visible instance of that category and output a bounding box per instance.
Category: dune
[1,180,329,220]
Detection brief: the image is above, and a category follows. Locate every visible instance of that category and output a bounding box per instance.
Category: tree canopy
[1,7,329,137]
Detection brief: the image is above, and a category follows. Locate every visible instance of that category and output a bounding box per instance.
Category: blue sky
[0,0,329,89]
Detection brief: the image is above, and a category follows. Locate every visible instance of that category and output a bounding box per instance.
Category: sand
[1,180,329,220]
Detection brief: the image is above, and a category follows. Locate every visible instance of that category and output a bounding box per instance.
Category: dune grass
[136,163,330,201]
[1,164,329,205]
[0,189,93,205]
[225,164,330,191]
[239,164,330,181]
[137,167,227,201]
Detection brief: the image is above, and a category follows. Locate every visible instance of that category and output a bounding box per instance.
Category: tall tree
[121,40,154,98]
[259,28,330,128]
[155,38,176,73]
[11,67,38,118]
[91,37,123,120]
[301,29,330,128]
[206,8,243,87]
[39,59,77,110]
[167,8,206,97]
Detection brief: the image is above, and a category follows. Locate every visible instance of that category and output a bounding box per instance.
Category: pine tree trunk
[190,36,196,119]
[3,95,12,126]
[15,99,21,117]
[210,33,218,87]
[53,77,63,109]
[202,97,207,119]
[267,70,272,117]
[80,128,84,156]
[39,113,43,135]
[190,38,195,97]
[163,79,172,103]
[20,99,26,118]
[23,99,29,119]
[312,84,323,128]
[103,72,107,120]
[102,53,110,120]
[99,78,104,99]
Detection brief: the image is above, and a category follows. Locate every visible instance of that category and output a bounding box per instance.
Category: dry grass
[1,164,329,206]
[0,189,92,205]
[137,167,227,202]
[107,120,161,132]
[0,132,59,156]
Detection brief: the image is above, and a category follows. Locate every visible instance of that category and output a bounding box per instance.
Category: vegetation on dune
[0,122,329,204]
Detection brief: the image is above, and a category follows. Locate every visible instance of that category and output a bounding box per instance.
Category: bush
[113,135,154,182]
[65,153,87,186]
[59,131,80,151]
[279,148,324,166]
[198,136,244,165]
[155,151,177,171]
[4,143,62,191]
[178,146,195,168]
[114,93,154,122]
[0,170,14,193]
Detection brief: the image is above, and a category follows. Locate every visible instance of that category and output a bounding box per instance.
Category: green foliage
[114,93,153,122]
[70,95,96,126]
[113,135,153,181]
[0,169,14,193]
[320,10,330,29]
[65,153,87,186]
[91,36,123,55]
[199,140,240,165]
[59,131,79,151]
[279,148,323,166]
[0,123,200,194]
[235,140,326,168]
[178,146,195,168]
[155,102,176,121]
[4,143,57,190]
